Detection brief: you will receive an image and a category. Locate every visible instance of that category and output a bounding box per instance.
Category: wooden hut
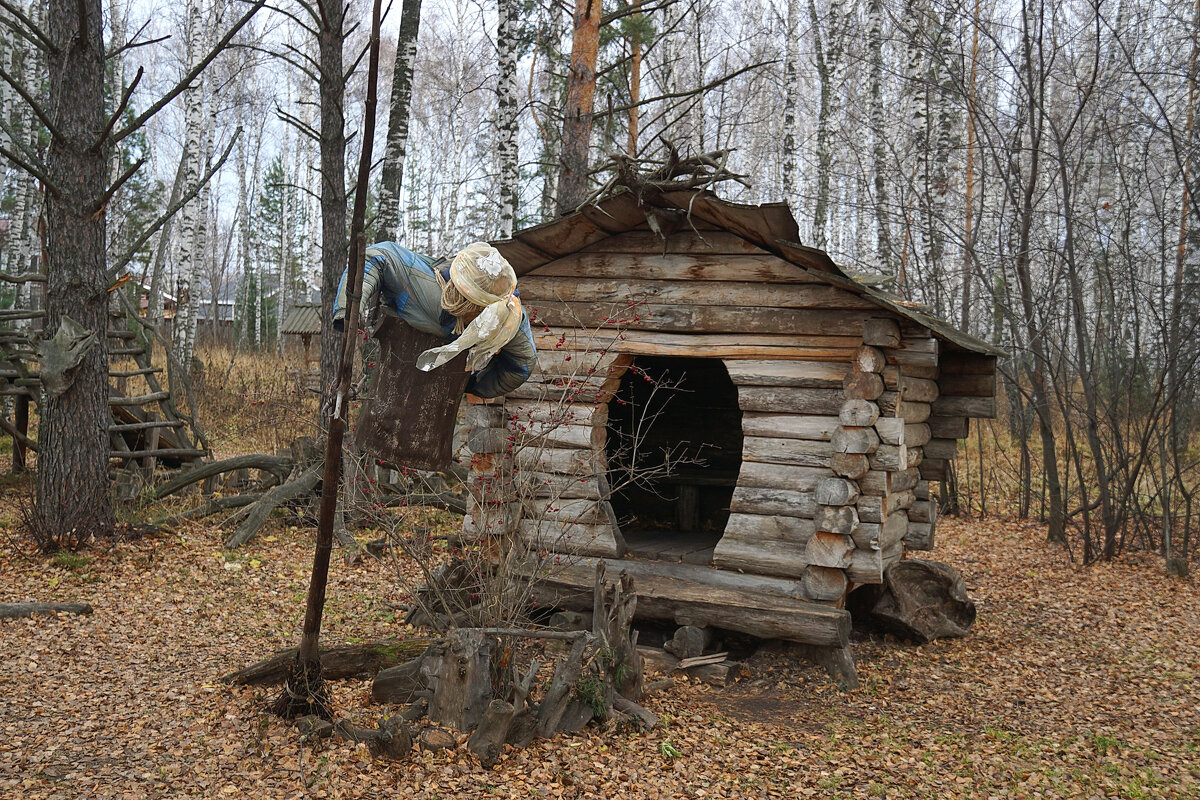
[465,189,1000,660]
[281,302,322,364]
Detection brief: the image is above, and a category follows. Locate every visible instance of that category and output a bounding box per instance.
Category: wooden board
[736,462,833,492]
[724,360,848,388]
[737,387,844,415]
[741,413,838,441]
[521,277,876,311]
[529,303,887,337]
[742,436,830,467]
[730,486,818,519]
[528,252,811,282]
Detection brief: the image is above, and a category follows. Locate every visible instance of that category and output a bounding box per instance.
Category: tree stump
[847,559,976,643]
[427,629,493,731]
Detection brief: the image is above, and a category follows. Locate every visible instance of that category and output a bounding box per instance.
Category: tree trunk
[39,0,114,541]
[497,0,519,236]
[555,0,602,214]
[318,0,348,422]
[781,0,800,201]
[376,0,422,243]
[868,0,892,272]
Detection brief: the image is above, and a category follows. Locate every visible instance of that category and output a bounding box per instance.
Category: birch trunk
[496,0,519,236]
[173,0,207,368]
[376,0,422,243]
[781,0,801,201]
[868,0,892,273]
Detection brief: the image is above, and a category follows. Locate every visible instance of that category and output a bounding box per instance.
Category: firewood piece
[371,649,434,704]
[224,465,321,549]
[226,639,431,686]
[862,318,901,348]
[815,505,859,536]
[830,453,870,479]
[847,560,976,643]
[663,625,712,659]
[855,346,887,374]
[805,532,854,568]
[0,601,92,619]
[368,717,414,761]
[842,367,884,400]
[400,699,428,721]
[644,677,675,695]
[418,727,457,752]
[839,399,879,427]
[675,652,728,669]
[874,417,905,446]
[831,426,879,455]
[428,629,493,731]
[467,700,515,768]
[613,696,658,729]
[801,565,848,601]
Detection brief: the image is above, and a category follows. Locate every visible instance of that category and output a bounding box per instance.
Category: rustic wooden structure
[464,189,1000,658]
[280,301,321,365]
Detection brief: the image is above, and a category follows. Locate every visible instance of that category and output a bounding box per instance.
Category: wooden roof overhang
[493,189,1002,358]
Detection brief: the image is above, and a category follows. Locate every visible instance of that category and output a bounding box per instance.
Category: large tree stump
[847,559,976,643]
[427,629,493,731]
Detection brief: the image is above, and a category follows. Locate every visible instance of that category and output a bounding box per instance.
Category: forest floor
[1,493,1197,799]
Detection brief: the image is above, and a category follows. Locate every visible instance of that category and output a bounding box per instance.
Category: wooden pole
[276,0,384,719]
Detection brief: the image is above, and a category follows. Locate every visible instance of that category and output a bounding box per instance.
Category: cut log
[743,435,830,467]
[805,532,854,568]
[0,601,92,619]
[830,452,870,480]
[467,700,515,768]
[736,462,832,491]
[740,413,838,441]
[905,522,935,550]
[815,477,859,506]
[874,417,905,446]
[724,359,848,388]
[861,318,900,348]
[663,625,712,659]
[869,444,909,471]
[831,427,879,455]
[847,559,976,643]
[801,565,848,602]
[909,498,936,524]
[528,558,851,646]
[711,538,807,579]
[899,376,939,403]
[839,399,879,427]
[730,486,817,518]
[427,629,493,731]
[842,368,884,400]
[814,505,859,536]
[854,346,887,374]
[226,639,431,686]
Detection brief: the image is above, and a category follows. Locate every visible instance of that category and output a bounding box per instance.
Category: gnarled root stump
[847,559,976,644]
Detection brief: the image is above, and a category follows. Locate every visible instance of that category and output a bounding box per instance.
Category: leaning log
[223,638,431,685]
[225,465,321,548]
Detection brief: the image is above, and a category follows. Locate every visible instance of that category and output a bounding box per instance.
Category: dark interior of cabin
[605,356,743,564]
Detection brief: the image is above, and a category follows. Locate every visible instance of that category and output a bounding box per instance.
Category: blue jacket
[333,242,537,398]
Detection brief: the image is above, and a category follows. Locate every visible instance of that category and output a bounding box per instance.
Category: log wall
[462,229,989,604]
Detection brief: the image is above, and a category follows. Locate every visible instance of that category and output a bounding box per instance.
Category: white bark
[496,0,519,237]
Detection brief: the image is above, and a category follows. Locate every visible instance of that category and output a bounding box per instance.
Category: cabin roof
[281,302,322,336]
[494,189,1002,357]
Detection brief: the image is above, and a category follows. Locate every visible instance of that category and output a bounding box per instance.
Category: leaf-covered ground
[1,512,1197,799]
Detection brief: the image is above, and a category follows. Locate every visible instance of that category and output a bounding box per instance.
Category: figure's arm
[332,243,436,331]
[466,312,538,399]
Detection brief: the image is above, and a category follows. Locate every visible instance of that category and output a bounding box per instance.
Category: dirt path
[1,517,1197,799]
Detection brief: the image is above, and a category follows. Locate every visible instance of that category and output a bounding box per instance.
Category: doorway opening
[605,356,743,564]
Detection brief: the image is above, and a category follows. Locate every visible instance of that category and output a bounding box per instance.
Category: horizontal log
[513,447,604,475]
[711,537,808,580]
[928,416,969,439]
[940,352,997,375]
[938,372,995,397]
[901,363,940,380]
[876,392,931,422]
[529,252,811,282]
[924,438,959,460]
[730,486,817,518]
[842,369,884,401]
[529,303,889,337]
[840,399,879,427]
[579,230,770,255]
[830,453,870,479]
[919,459,948,481]
[108,420,185,432]
[814,505,859,536]
[741,413,838,441]
[504,471,602,500]
[855,346,887,374]
[859,468,919,495]
[856,490,914,523]
[223,639,430,686]
[738,386,845,414]
[909,499,936,523]
[904,423,932,447]
[516,422,605,451]
[899,376,939,403]
[805,532,854,568]
[521,276,878,310]
[868,444,909,471]
[533,328,865,362]
[531,557,851,645]
[109,391,169,406]
[736,462,833,491]
[723,512,815,544]
[743,436,830,467]
[905,521,935,550]
[518,519,621,557]
[915,480,931,500]
[802,565,848,602]
[861,318,901,348]
[831,427,879,455]
[874,417,905,445]
[724,359,848,388]
[0,601,92,619]
[846,542,903,585]
[815,477,859,506]
[526,497,609,525]
[506,400,608,427]
[530,349,627,379]
[932,395,996,418]
[108,367,162,378]
[467,427,511,454]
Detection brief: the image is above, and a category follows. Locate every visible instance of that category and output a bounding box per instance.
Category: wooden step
[108,367,162,378]
[110,447,206,460]
[108,420,185,432]
[109,391,169,406]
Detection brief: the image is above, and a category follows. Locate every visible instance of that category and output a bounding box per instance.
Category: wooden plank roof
[493,189,1002,356]
[281,302,321,336]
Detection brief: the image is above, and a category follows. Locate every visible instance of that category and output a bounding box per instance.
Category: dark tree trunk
[318,0,348,423]
[40,0,114,541]
[555,0,601,214]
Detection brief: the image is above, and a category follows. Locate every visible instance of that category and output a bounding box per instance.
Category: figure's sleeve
[332,244,438,332]
[465,312,538,399]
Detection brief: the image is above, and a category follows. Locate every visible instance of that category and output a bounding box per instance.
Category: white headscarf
[416,242,524,373]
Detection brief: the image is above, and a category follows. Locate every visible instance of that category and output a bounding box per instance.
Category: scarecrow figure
[333,241,537,470]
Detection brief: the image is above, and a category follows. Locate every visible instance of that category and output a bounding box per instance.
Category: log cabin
[463,189,1000,664]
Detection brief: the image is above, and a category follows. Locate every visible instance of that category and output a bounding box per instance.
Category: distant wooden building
[464,189,1000,657]
[281,302,321,364]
